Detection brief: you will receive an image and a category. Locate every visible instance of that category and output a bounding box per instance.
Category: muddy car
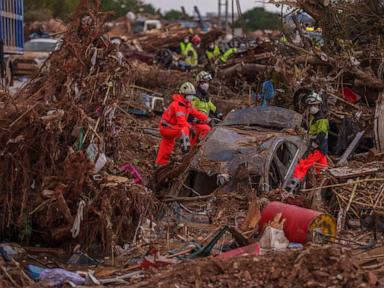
[13,38,61,76]
[165,106,308,198]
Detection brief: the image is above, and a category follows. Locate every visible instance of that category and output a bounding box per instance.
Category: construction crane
[194,6,205,31]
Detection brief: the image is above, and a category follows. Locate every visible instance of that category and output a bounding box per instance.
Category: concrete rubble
[0,0,384,287]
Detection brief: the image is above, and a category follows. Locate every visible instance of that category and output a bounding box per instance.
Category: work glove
[180,134,191,154]
[210,118,222,127]
[286,178,300,193]
[215,113,224,120]
[189,127,196,140]
[310,141,319,152]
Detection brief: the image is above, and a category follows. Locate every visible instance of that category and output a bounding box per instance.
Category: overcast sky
[143,0,279,15]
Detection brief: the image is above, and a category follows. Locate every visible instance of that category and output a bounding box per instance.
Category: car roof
[221,106,303,130]
[28,38,59,43]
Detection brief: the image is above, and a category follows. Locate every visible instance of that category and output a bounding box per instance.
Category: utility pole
[218,0,229,31]
[225,0,229,33]
[232,0,235,37]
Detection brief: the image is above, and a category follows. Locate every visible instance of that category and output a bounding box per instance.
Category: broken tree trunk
[54,184,74,225]
[218,63,269,79]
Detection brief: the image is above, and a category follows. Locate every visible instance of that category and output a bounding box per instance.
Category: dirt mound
[130,245,370,288]
[0,0,160,251]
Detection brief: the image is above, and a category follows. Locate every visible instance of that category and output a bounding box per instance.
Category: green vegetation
[24,0,159,22]
[236,7,282,31]
[163,9,184,20]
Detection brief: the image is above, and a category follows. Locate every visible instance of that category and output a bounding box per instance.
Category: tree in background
[24,0,158,22]
[236,7,281,31]
[101,0,159,18]
[163,9,184,21]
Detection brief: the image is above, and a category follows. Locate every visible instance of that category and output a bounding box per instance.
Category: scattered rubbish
[288,243,303,249]
[342,87,361,104]
[0,244,20,262]
[139,247,178,269]
[67,251,99,266]
[138,92,165,113]
[216,243,260,259]
[121,163,143,184]
[86,143,107,174]
[39,268,85,287]
[336,131,366,166]
[259,226,289,250]
[26,264,45,281]
[256,80,276,107]
[360,211,384,241]
[1,0,384,287]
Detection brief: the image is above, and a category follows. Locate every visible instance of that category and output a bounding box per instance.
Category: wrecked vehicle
[165,106,307,198]
[13,38,62,76]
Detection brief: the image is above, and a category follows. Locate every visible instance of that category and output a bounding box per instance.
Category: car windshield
[24,41,57,52]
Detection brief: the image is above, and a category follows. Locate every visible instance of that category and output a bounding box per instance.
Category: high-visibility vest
[192,97,217,115]
[180,42,192,57]
[309,114,329,154]
[220,48,237,63]
[206,46,221,60]
[185,46,198,67]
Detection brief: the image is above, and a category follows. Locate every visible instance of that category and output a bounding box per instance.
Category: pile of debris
[129,245,373,287]
[0,0,161,251]
[1,0,384,287]
[125,26,224,54]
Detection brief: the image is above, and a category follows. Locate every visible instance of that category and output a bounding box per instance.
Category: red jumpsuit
[190,123,211,145]
[155,94,210,165]
[293,150,328,181]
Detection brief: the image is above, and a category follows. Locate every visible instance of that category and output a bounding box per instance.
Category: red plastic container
[258,202,336,243]
[216,243,260,259]
[342,87,361,104]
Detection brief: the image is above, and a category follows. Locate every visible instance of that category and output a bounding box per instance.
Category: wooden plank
[375,91,384,152]
[329,166,379,179]
[337,130,365,166]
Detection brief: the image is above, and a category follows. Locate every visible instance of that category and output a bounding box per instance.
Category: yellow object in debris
[308,213,337,242]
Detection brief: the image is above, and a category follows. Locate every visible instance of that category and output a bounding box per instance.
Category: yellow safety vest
[180,42,192,57]
[185,46,198,67]
[206,46,221,61]
[192,97,217,115]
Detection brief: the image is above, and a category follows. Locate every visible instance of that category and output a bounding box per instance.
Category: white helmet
[305,92,323,105]
[179,82,196,95]
[196,71,213,82]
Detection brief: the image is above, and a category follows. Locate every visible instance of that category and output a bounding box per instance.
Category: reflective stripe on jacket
[161,94,208,128]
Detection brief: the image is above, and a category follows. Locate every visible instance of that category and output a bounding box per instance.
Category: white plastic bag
[86,143,107,173]
[259,226,289,250]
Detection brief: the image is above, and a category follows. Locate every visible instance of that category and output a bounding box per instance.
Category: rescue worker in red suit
[287,92,329,192]
[155,82,211,166]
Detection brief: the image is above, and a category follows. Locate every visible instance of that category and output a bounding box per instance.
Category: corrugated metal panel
[0,0,24,54]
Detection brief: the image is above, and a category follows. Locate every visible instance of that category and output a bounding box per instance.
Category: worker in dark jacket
[192,71,223,118]
[287,92,329,192]
[205,42,221,63]
[189,71,222,145]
